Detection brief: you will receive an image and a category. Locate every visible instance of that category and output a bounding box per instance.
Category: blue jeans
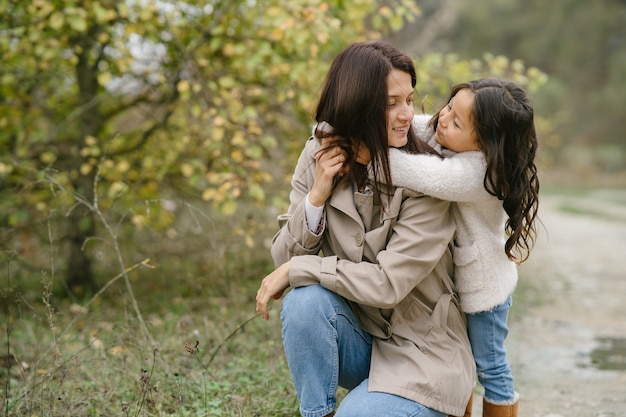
[337,379,446,417]
[466,295,516,404]
[280,285,446,417]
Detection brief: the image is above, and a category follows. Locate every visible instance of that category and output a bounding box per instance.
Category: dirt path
[471,191,626,416]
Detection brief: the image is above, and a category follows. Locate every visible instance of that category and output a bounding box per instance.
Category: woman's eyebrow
[388,92,414,98]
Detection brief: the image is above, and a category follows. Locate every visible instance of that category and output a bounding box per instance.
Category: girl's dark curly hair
[431,78,540,263]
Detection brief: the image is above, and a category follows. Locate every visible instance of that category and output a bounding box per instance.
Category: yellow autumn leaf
[266,6,282,17]
[180,163,194,177]
[248,184,265,201]
[67,15,88,32]
[213,116,226,127]
[93,4,110,24]
[33,0,54,17]
[223,43,236,56]
[117,160,130,173]
[49,12,64,30]
[40,151,56,164]
[177,80,190,93]
[85,135,98,146]
[80,163,93,175]
[97,71,112,87]
[201,188,216,201]
[221,200,237,216]
[230,149,244,162]
[218,76,236,89]
[109,345,127,356]
[389,15,404,31]
[379,6,392,17]
[115,2,128,18]
[268,27,284,41]
[131,215,145,230]
[217,181,232,194]
[108,181,127,198]
[212,127,225,141]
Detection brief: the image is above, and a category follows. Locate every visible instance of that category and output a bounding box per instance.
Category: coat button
[355,232,364,247]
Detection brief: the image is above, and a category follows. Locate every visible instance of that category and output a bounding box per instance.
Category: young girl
[256,41,475,417]
[385,78,540,417]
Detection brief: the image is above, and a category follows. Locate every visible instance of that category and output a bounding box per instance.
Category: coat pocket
[391,293,464,364]
[452,243,485,294]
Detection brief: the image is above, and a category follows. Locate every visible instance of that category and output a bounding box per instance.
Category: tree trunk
[65,171,96,295]
[64,33,104,295]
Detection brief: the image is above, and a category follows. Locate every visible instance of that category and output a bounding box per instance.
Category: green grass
[1,249,301,416]
[546,187,626,223]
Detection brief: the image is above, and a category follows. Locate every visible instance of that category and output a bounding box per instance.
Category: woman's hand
[309,140,346,207]
[256,261,291,320]
[354,142,371,165]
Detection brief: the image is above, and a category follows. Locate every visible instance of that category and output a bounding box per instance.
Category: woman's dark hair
[314,40,434,199]
[431,78,540,263]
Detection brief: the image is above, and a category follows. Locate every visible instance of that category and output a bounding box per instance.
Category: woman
[256,41,475,417]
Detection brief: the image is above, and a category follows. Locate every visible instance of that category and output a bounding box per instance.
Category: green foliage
[0,0,421,213]
[0,0,420,287]
[412,52,548,114]
[411,52,554,167]
[450,0,626,170]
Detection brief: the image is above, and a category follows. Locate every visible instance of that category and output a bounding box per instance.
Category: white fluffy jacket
[388,114,518,313]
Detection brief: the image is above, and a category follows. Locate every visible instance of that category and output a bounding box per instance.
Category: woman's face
[386,68,415,148]
[435,88,479,152]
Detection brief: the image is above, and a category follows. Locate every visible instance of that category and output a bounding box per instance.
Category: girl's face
[436,88,480,152]
[386,68,414,148]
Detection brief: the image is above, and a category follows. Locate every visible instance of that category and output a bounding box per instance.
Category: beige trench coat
[271,137,475,416]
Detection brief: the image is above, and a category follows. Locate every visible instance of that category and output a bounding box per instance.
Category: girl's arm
[382,114,492,203]
[388,147,492,203]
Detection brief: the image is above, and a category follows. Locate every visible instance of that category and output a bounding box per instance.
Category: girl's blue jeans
[280,284,446,417]
[466,295,517,404]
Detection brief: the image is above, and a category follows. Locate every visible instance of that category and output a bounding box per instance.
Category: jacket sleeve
[411,113,434,141]
[388,148,491,203]
[270,138,325,268]
[382,114,491,203]
[289,190,455,309]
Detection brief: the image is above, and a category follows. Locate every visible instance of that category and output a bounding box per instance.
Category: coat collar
[329,179,362,225]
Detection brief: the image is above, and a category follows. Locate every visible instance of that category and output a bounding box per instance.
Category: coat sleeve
[289,190,455,309]
[270,138,325,268]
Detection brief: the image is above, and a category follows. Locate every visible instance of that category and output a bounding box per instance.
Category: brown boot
[448,392,472,417]
[482,396,518,417]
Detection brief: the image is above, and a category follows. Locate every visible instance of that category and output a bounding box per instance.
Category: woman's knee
[281,285,338,320]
